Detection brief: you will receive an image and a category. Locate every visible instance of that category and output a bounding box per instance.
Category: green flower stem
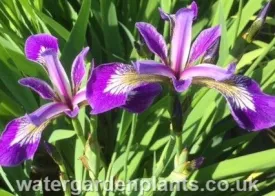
[58,162,71,196]
[124,113,138,181]
[106,110,127,181]
[175,133,182,158]
[72,117,86,147]
[52,142,71,196]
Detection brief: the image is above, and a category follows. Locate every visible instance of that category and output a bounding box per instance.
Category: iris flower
[0,34,89,166]
[87,2,275,131]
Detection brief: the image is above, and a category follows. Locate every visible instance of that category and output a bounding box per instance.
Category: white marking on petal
[227,76,255,111]
[104,64,138,95]
[193,76,256,111]
[10,118,47,146]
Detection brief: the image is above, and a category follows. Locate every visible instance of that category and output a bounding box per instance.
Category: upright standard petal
[19,77,55,100]
[0,102,68,166]
[170,8,194,74]
[188,26,221,65]
[41,50,72,103]
[188,1,198,20]
[71,47,89,91]
[136,22,168,64]
[193,75,275,131]
[25,34,58,63]
[87,63,164,114]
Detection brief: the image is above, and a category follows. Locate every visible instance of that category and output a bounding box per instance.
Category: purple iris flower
[0,34,89,166]
[87,1,275,131]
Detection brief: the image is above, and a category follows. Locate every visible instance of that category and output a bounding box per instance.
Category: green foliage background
[0,0,275,195]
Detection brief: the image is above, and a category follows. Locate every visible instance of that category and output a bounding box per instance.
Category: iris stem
[175,133,182,158]
[59,162,71,196]
[106,110,127,181]
[53,142,71,196]
[72,117,86,147]
[124,113,138,182]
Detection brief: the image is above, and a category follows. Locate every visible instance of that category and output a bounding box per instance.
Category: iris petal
[136,22,168,64]
[193,75,275,131]
[42,50,72,103]
[71,47,89,92]
[180,63,235,81]
[0,103,68,166]
[123,83,162,113]
[86,63,162,114]
[134,60,174,78]
[170,8,194,74]
[25,34,58,64]
[188,26,221,65]
[19,77,55,100]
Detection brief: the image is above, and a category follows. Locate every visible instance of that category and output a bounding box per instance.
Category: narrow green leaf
[60,0,91,73]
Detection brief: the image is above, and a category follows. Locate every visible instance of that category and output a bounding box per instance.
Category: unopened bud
[243,1,271,43]
[44,141,63,165]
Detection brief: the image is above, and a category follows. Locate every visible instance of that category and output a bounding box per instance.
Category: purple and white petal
[87,63,138,114]
[134,60,174,78]
[136,22,168,64]
[170,8,194,74]
[0,102,68,166]
[71,47,89,91]
[29,102,69,126]
[19,77,55,100]
[123,83,162,113]
[180,63,235,81]
[87,63,161,114]
[25,34,59,64]
[188,26,221,65]
[194,75,275,131]
[41,50,72,103]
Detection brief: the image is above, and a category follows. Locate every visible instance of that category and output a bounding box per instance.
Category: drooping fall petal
[0,103,68,166]
[86,63,163,114]
[180,63,235,81]
[123,83,162,113]
[193,75,275,131]
[134,60,174,78]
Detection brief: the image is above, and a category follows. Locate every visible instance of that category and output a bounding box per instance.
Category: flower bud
[44,141,63,165]
[169,157,205,181]
[243,1,271,43]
